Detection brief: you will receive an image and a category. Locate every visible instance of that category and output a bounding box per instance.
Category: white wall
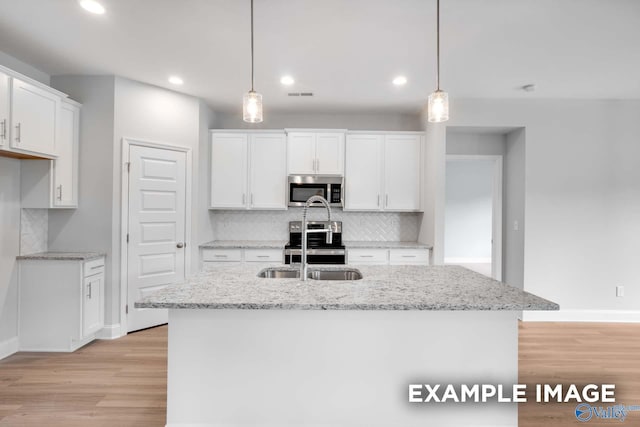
[445,159,494,260]
[0,51,50,356]
[503,129,525,289]
[112,76,201,329]
[434,99,640,319]
[447,132,506,156]
[198,101,217,246]
[0,158,21,351]
[216,111,422,131]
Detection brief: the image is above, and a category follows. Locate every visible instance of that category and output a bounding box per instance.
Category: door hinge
[126,233,129,243]
[126,162,131,173]
[126,304,129,314]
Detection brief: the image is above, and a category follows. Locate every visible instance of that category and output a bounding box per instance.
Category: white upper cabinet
[53,101,80,207]
[384,134,421,211]
[210,131,287,210]
[249,133,287,209]
[287,132,316,174]
[21,99,81,209]
[344,132,422,212]
[287,130,345,175]
[10,77,60,157]
[344,134,383,210]
[0,71,9,149]
[210,133,249,209]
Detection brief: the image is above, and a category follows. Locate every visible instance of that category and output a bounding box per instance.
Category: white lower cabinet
[201,248,283,270]
[19,256,105,352]
[347,248,430,266]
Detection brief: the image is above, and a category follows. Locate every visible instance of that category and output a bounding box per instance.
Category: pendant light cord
[250,0,255,92]
[436,0,440,91]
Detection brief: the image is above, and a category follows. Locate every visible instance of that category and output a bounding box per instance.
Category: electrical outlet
[616,286,624,297]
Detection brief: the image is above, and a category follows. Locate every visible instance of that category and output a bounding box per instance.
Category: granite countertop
[17,252,106,261]
[135,264,558,311]
[200,240,287,249]
[344,241,432,249]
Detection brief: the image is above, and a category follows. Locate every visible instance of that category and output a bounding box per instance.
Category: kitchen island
[136,265,558,427]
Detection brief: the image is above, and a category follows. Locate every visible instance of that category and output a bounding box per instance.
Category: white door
[384,134,421,211]
[249,133,287,209]
[344,134,383,211]
[287,132,316,174]
[0,72,9,149]
[315,133,344,175]
[10,77,59,156]
[210,133,248,208]
[127,145,187,332]
[53,102,79,207]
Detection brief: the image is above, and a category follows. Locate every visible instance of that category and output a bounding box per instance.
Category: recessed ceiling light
[79,0,105,15]
[168,76,184,85]
[392,76,407,86]
[280,75,295,86]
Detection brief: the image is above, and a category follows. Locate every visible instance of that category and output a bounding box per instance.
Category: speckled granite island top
[135,264,558,311]
[17,252,106,261]
[200,240,287,249]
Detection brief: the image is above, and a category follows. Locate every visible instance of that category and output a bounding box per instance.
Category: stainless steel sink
[307,269,363,281]
[257,267,362,281]
[257,268,300,279]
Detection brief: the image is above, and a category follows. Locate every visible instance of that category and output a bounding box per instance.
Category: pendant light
[243,0,263,123]
[428,0,449,123]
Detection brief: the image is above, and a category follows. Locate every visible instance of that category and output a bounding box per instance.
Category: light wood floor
[1,322,639,426]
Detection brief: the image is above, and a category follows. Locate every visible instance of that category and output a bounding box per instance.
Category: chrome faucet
[301,195,333,281]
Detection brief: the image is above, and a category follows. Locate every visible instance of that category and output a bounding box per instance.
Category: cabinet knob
[176,242,185,249]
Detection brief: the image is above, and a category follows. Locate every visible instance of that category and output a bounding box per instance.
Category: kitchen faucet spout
[301,196,333,281]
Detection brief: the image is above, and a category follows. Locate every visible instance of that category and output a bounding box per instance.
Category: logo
[574,403,640,422]
[575,403,593,422]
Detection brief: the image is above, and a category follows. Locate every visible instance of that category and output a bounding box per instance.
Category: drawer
[389,249,429,265]
[244,249,283,263]
[84,257,105,277]
[202,248,242,262]
[347,248,388,264]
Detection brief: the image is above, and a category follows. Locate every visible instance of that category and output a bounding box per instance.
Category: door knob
[176,242,184,248]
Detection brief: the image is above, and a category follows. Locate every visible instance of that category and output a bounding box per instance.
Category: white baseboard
[0,336,19,360]
[96,323,124,340]
[445,257,492,264]
[523,310,640,323]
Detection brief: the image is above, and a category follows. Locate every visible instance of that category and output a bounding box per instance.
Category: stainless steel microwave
[288,175,344,207]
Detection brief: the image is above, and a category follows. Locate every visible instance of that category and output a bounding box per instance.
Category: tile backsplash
[20,208,48,255]
[211,210,421,241]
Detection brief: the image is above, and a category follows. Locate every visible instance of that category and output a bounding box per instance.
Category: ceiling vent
[287,92,314,97]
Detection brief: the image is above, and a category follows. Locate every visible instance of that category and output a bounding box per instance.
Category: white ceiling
[0,0,639,113]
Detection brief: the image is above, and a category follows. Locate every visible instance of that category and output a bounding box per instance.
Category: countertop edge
[17,252,107,261]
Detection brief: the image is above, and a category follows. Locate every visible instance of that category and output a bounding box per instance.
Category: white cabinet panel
[347,248,388,265]
[52,101,79,207]
[249,133,287,209]
[384,134,421,211]
[315,133,344,175]
[345,134,383,211]
[244,249,283,263]
[0,71,9,149]
[83,273,104,337]
[287,132,316,174]
[389,249,429,265]
[10,77,59,157]
[210,133,248,208]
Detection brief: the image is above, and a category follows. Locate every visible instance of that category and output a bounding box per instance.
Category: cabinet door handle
[257,255,269,258]
[385,194,389,207]
[87,283,92,299]
[1,119,6,140]
[316,159,320,172]
[359,255,374,258]
[377,194,380,207]
[214,254,228,258]
[251,193,254,206]
[242,193,246,205]
[401,255,417,258]
[57,185,63,201]
[15,123,21,143]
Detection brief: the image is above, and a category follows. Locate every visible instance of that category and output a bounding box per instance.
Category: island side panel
[167,309,518,427]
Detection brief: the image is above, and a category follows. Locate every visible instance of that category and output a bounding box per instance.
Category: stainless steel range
[284,221,345,264]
